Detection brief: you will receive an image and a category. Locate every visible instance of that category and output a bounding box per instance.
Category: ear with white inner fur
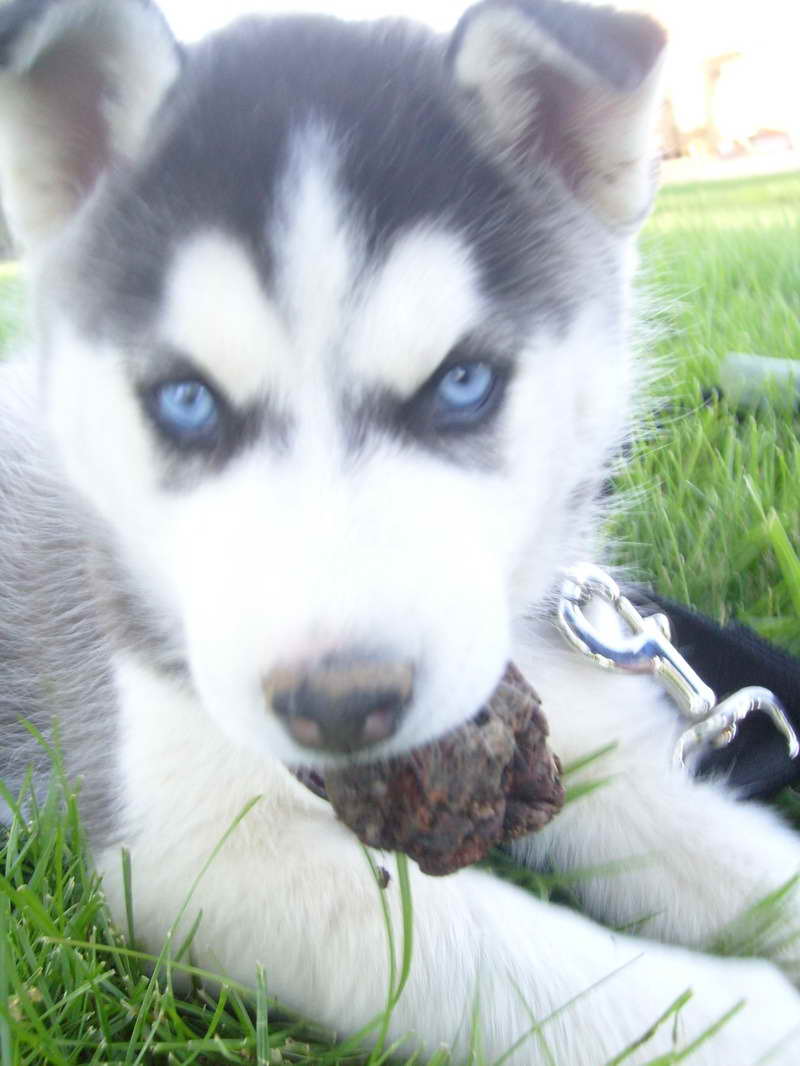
[0,0,179,255]
[449,0,667,230]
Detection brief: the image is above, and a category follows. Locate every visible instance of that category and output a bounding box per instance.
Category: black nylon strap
[635,592,800,800]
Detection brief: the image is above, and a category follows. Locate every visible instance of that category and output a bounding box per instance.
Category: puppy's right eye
[149,380,220,446]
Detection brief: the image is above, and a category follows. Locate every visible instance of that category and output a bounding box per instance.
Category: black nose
[265,655,414,753]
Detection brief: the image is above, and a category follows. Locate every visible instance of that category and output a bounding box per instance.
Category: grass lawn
[610,171,800,654]
[0,170,799,1063]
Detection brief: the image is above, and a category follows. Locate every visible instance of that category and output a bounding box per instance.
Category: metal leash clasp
[556,563,800,770]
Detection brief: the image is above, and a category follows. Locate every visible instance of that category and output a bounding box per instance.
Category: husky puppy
[0,0,798,1061]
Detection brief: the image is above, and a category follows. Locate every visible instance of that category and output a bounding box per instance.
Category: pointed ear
[0,0,179,255]
[449,0,666,231]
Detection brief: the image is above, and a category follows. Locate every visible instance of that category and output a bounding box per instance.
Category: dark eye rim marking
[401,348,513,436]
[137,349,291,464]
[344,343,514,464]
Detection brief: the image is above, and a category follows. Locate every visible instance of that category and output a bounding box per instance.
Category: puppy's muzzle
[265,655,414,753]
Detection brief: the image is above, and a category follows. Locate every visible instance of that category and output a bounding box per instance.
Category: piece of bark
[313,662,564,876]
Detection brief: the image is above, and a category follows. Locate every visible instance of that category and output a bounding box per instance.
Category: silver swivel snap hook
[672,686,799,769]
[556,564,800,771]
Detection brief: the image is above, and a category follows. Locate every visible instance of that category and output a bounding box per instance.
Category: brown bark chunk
[320,662,564,876]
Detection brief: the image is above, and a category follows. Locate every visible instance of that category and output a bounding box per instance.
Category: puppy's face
[1,1,665,766]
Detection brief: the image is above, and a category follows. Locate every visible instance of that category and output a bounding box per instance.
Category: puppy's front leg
[99,656,800,1063]
[514,647,800,956]
[98,792,800,1066]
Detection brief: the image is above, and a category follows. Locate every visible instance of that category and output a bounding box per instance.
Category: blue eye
[152,380,219,442]
[436,363,495,414]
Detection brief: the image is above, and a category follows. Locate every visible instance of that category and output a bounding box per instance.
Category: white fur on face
[346,227,485,397]
[272,128,356,367]
[159,133,486,404]
[160,234,290,405]
[44,131,631,767]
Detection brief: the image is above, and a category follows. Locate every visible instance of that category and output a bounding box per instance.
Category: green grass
[611,171,800,653]
[1,171,799,1063]
[0,770,357,1065]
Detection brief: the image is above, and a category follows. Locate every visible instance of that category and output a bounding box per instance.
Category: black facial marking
[65,13,616,351]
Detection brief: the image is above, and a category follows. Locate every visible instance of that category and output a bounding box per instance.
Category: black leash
[637,591,800,800]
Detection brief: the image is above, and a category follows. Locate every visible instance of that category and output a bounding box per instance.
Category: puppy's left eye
[434,362,496,419]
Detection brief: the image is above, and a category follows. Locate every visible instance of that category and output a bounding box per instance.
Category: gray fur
[0,361,187,842]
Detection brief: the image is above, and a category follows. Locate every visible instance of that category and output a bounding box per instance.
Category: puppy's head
[0,0,665,766]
